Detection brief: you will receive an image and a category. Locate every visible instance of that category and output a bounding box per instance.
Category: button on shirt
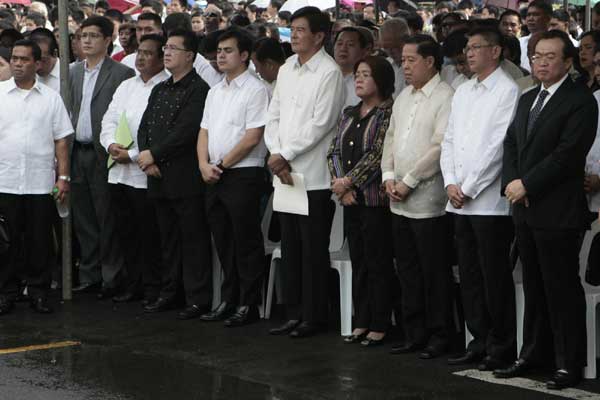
[76,59,104,143]
[100,70,170,189]
[381,74,454,219]
[264,48,344,190]
[0,78,73,194]
[440,67,520,216]
[201,70,269,168]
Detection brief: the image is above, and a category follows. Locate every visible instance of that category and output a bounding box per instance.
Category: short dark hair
[404,12,424,32]
[335,26,371,49]
[230,13,251,27]
[503,34,521,65]
[12,39,42,61]
[468,27,504,61]
[500,9,522,24]
[105,9,125,23]
[527,0,553,18]
[290,6,330,36]
[405,34,443,71]
[457,0,474,10]
[200,29,225,55]
[171,0,189,10]
[70,8,86,24]
[30,27,59,56]
[163,12,192,35]
[443,28,468,57]
[217,28,253,65]
[138,12,162,28]
[168,28,199,54]
[580,29,600,45]
[253,36,285,64]
[140,33,166,58]
[81,16,114,38]
[483,5,499,18]
[353,55,395,99]
[552,9,570,23]
[270,0,283,10]
[278,11,291,23]
[95,0,110,11]
[536,29,577,59]
[141,0,164,15]
[25,12,46,28]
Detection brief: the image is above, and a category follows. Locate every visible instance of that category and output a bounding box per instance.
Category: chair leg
[265,257,279,320]
[464,323,473,349]
[584,297,597,379]
[211,244,222,309]
[515,283,525,355]
[334,263,353,336]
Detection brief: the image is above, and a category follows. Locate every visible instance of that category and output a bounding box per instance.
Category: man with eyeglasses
[137,30,213,319]
[440,27,519,371]
[68,16,135,298]
[519,0,551,72]
[497,29,598,391]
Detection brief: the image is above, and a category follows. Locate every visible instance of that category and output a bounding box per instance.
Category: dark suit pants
[206,167,265,306]
[345,205,394,332]
[392,214,452,347]
[0,193,53,300]
[455,215,517,362]
[279,190,332,324]
[516,223,586,370]
[154,195,212,306]
[110,183,162,298]
[71,144,124,287]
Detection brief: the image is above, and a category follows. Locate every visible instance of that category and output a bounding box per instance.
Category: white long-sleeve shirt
[99,70,170,189]
[264,47,344,191]
[440,66,519,216]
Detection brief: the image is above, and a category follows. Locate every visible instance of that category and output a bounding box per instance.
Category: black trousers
[454,215,517,361]
[516,223,586,371]
[154,195,212,306]
[279,190,333,324]
[392,214,452,347]
[345,205,394,332]
[0,193,54,300]
[110,183,162,298]
[206,168,265,306]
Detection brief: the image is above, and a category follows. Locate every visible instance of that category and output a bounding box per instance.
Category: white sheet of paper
[273,173,309,216]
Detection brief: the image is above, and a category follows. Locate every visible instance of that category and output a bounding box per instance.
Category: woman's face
[354,62,379,99]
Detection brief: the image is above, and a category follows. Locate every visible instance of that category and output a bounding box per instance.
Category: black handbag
[586,232,600,286]
[0,214,8,255]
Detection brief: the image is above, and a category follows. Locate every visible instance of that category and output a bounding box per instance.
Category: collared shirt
[37,57,60,93]
[76,58,104,143]
[201,70,269,168]
[342,73,360,109]
[100,70,170,189]
[587,90,600,211]
[381,74,454,219]
[387,57,406,99]
[0,78,73,195]
[264,47,344,190]
[519,34,531,72]
[530,73,569,111]
[440,66,520,216]
[121,52,136,71]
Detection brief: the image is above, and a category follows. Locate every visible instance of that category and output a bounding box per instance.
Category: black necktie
[527,89,549,137]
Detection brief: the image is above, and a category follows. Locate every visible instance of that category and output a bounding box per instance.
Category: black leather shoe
[97,287,119,300]
[389,342,426,355]
[199,301,236,322]
[419,345,446,359]
[289,321,322,338]
[343,332,367,344]
[177,304,210,320]
[30,298,53,314]
[112,291,142,303]
[142,295,158,307]
[546,369,581,390]
[269,319,301,335]
[361,337,385,347]
[0,298,14,315]
[72,282,101,293]
[478,356,508,371]
[493,359,531,378]
[144,297,176,313]
[447,351,484,366]
[224,305,259,327]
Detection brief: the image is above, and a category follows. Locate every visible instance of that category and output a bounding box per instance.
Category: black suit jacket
[502,77,598,230]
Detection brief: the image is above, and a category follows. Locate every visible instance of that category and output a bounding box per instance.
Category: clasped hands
[384,179,412,202]
[268,154,294,186]
[137,149,161,178]
[504,179,529,207]
[331,176,357,206]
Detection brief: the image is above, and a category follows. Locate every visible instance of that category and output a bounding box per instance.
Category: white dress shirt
[100,70,170,189]
[342,73,360,110]
[201,70,269,168]
[121,52,136,70]
[264,47,344,191]
[387,57,406,99]
[381,73,454,219]
[519,35,531,72]
[440,66,520,216]
[76,58,104,143]
[0,78,73,195]
[37,57,60,93]
[587,90,600,212]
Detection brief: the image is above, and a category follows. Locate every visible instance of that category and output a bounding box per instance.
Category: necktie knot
[538,89,549,103]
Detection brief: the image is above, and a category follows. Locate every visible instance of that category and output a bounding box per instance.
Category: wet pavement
[1,294,599,400]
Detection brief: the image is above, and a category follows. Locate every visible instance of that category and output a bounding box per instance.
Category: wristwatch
[58,175,71,182]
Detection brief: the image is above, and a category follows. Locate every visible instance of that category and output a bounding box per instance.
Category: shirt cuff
[460,182,477,199]
[443,174,457,188]
[279,148,296,163]
[128,149,139,162]
[402,173,419,189]
[382,171,396,183]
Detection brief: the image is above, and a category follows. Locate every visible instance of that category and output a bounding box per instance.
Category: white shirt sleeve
[200,89,213,130]
[440,95,458,187]
[245,84,269,129]
[99,83,124,152]
[264,77,282,154]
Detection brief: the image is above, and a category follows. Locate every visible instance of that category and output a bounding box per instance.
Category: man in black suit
[495,30,598,390]
[137,29,213,319]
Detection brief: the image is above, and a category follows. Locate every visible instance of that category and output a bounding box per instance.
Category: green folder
[107,111,134,170]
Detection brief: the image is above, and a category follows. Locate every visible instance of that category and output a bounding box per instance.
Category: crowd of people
[1,0,600,392]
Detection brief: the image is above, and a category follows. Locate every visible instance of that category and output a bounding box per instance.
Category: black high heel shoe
[360,336,385,347]
[343,332,368,344]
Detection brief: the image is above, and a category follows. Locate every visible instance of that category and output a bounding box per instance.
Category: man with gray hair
[379,18,410,98]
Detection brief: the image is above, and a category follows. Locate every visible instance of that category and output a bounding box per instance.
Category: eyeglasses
[80,32,104,40]
[531,52,559,64]
[463,44,493,54]
[162,45,190,53]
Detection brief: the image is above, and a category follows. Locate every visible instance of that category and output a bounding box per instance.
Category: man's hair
[140,33,166,58]
[105,9,125,23]
[171,0,189,10]
[500,9,522,24]
[483,5,499,18]
[95,0,110,10]
[217,28,253,65]
[435,1,455,11]
[253,36,285,64]
[528,0,553,18]
[119,22,136,33]
[81,15,114,38]
[536,29,576,59]
[30,27,59,56]
[379,17,410,39]
[140,0,164,15]
[200,29,224,55]
[12,38,42,61]
[552,9,570,23]
[269,0,283,10]
[0,9,17,26]
[443,28,468,57]
[335,26,373,49]
[230,13,251,27]
[468,27,504,61]
[503,34,521,65]
[168,28,199,54]
[138,12,162,28]
[457,0,474,10]
[163,12,192,35]
[278,10,291,23]
[403,12,424,32]
[290,6,330,36]
[70,8,86,24]
[405,33,443,71]
[25,12,46,28]
[353,55,395,99]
